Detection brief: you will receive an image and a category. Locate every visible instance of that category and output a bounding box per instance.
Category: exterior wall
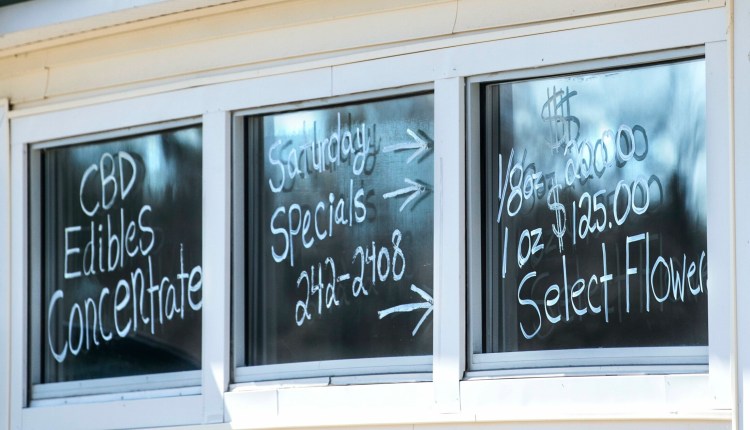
[0,1,739,430]
[0,0,722,108]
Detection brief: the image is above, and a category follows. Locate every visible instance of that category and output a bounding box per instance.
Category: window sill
[21,394,205,430]
[224,373,727,429]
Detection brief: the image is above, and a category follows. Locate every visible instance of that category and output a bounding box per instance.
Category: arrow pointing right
[382,178,429,212]
[378,285,433,336]
[382,129,431,163]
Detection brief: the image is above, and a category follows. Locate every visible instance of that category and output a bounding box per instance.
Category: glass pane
[36,125,203,383]
[483,59,707,352]
[246,93,434,365]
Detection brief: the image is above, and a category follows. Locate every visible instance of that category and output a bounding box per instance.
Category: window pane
[483,59,707,352]
[245,93,434,366]
[35,125,203,383]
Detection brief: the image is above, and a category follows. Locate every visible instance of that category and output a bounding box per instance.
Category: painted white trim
[5,7,725,119]
[10,118,29,430]
[10,68,333,145]
[0,0,178,34]
[472,346,707,364]
[471,347,707,371]
[224,374,730,429]
[8,9,726,139]
[21,395,205,430]
[28,118,200,150]
[10,117,211,430]
[5,7,732,429]
[705,40,734,410]
[0,0,267,51]
[329,373,431,386]
[201,111,232,423]
[29,386,201,408]
[24,119,204,402]
[0,99,10,430]
[230,84,436,385]
[734,0,750,426]
[234,356,432,383]
[231,115,246,372]
[232,372,432,389]
[30,371,201,402]
[433,77,466,413]
[466,364,707,379]
[464,46,706,86]
[331,8,725,96]
[464,50,719,381]
[231,83,434,118]
[466,79,484,358]
[461,373,726,421]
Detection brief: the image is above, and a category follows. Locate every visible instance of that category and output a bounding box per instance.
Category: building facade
[1,0,749,429]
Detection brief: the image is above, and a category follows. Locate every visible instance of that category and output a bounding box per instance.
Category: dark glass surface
[483,60,708,352]
[37,125,203,383]
[0,0,31,7]
[246,94,434,365]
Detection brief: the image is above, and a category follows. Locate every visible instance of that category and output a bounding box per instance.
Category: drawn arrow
[383,178,429,212]
[382,129,431,163]
[378,285,433,336]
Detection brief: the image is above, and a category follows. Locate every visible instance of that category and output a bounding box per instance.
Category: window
[472,58,707,369]
[234,91,435,379]
[28,122,203,398]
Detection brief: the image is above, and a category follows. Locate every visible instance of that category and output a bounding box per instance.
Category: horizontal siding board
[21,395,204,430]
[0,70,48,105]
[0,0,723,106]
[332,7,725,94]
[11,67,331,143]
[453,0,700,32]
[0,0,449,77]
[41,2,456,98]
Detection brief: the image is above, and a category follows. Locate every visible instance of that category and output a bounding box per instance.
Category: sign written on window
[484,59,707,352]
[36,125,203,383]
[245,93,434,366]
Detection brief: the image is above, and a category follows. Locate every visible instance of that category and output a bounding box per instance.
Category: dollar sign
[546,183,566,252]
[541,87,580,150]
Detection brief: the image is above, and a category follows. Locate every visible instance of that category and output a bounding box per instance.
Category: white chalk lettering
[513,234,706,339]
[266,113,374,194]
[270,181,367,266]
[294,229,408,326]
[518,271,540,339]
[52,146,203,364]
[48,252,202,363]
[64,226,82,279]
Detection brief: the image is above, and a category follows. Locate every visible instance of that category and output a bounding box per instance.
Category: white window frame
[225,8,730,427]
[231,85,435,384]
[466,49,710,376]
[736,0,750,427]
[5,6,730,430]
[7,69,333,429]
[11,116,216,429]
[0,0,259,52]
[1,98,11,430]
[26,118,205,404]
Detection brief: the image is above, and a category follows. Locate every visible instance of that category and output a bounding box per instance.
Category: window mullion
[202,110,232,423]
[433,77,467,413]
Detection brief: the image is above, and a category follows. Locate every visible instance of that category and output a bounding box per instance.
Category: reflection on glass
[245,94,434,365]
[36,125,203,383]
[483,59,707,352]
